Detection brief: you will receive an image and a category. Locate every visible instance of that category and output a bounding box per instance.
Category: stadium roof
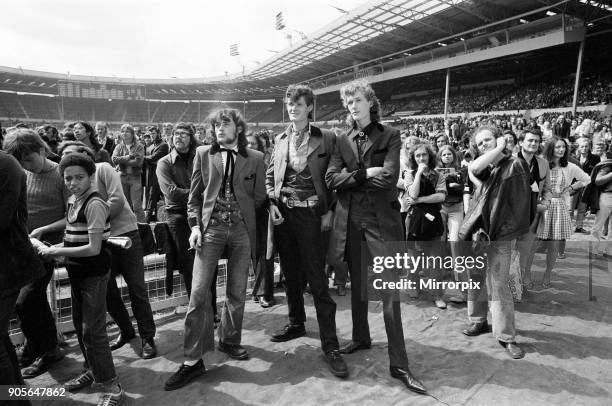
[1,0,611,98]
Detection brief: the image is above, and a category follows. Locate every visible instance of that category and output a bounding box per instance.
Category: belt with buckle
[281,195,319,209]
[211,211,242,224]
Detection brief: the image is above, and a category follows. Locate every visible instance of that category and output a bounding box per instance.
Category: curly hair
[59,152,96,177]
[408,143,438,171]
[58,141,96,161]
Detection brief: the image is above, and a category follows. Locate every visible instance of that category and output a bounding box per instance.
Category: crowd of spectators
[377,74,612,116]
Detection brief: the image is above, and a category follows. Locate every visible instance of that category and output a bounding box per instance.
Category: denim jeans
[274,204,339,353]
[571,189,587,228]
[15,260,58,358]
[183,220,251,361]
[467,240,516,343]
[517,229,538,283]
[106,230,156,339]
[70,271,117,384]
[121,176,145,222]
[441,201,464,243]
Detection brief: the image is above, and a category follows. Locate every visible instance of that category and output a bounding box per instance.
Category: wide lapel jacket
[265,124,336,216]
[187,144,267,260]
[325,123,404,246]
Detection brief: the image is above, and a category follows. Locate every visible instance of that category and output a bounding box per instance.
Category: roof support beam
[381,3,453,35]
[352,15,422,44]
[331,29,398,53]
[435,0,493,23]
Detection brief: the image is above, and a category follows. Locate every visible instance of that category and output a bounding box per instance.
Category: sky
[1,0,367,79]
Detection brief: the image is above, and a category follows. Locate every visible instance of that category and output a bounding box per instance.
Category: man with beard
[156,123,199,296]
[164,109,266,391]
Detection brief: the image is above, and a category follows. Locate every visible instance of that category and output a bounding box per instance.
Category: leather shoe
[339,340,371,354]
[324,350,348,378]
[462,322,491,337]
[501,341,525,359]
[218,342,248,360]
[270,324,306,342]
[141,338,157,359]
[22,347,64,379]
[390,366,427,394]
[164,360,206,391]
[109,332,136,351]
[259,296,276,308]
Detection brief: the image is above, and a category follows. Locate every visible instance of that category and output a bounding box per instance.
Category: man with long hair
[164,109,267,391]
[326,79,426,394]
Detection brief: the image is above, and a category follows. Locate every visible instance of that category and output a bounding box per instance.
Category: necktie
[220,148,237,197]
[294,128,306,149]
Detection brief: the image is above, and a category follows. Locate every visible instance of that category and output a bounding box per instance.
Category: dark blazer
[266,124,336,216]
[553,121,571,139]
[144,141,169,187]
[187,144,267,260]
[459,154,531,241]
[579,153,601,178]
[325,123,404,249]
[101,137,116,157]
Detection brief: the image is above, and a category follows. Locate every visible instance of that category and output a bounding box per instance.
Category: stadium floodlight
[230,44,240,57]
[579,0,612,12]
[275,12,286,30]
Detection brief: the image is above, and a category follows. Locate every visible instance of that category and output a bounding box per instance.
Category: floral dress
[537,167,571,240]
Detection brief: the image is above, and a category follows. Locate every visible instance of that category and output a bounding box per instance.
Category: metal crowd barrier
[9,254,232,345]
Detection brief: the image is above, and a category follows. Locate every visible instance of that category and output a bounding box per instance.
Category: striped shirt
[64,190,110,244]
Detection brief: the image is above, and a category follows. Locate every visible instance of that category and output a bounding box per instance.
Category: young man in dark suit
[266,84,347,377]
[326,80,426,395]
[165,109,267,391]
